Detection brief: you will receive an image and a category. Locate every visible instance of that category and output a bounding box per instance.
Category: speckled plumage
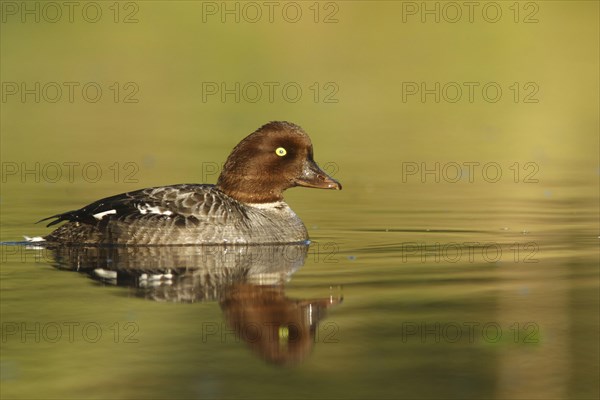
[44,185,308,245]
[41,121,341,245]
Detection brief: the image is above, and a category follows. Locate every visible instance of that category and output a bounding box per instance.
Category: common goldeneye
[40,121,341,245]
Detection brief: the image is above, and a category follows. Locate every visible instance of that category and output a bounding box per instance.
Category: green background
[1,1,598,399]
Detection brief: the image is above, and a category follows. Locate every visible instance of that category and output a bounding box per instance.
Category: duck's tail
[37,211,78,227]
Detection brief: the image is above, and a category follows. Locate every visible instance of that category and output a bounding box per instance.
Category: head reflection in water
[220,284,341,366]
[44,243,342,366]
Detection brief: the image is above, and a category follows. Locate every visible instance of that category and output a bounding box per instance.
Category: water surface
[1,1,598,399]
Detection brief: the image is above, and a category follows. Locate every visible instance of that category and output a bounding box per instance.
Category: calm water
[1,1,599,399]
[1,174,598,399]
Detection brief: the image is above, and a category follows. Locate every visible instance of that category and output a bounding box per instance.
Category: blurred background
[1,1,597,196]
[1,1,598,399]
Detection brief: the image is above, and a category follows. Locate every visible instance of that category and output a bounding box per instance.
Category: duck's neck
[216,175,285,204]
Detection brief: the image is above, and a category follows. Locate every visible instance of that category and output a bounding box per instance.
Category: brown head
[216,121,341,203]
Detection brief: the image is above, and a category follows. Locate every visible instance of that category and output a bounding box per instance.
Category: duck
[40,121,341,245]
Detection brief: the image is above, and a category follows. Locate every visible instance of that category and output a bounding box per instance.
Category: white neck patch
[246,201,287,210]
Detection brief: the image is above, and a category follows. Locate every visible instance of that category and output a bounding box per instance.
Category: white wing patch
[94,268,118,279]
[24,236,46,242]
[136,203,173,216]
[93,210,117,220]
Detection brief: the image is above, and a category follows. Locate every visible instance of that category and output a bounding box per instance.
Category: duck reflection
[45,243,342,365]
[220,283,340,365]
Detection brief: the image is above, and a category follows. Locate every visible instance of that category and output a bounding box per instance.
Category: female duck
[41,121,341,245]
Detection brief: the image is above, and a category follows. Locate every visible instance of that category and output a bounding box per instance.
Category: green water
[1,1,598,399]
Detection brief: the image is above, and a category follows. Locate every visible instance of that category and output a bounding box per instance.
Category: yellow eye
[279,325,289,340]
[275,147,287,157]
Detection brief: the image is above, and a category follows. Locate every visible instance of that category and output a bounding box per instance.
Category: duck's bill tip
[295,160,342,190]
[325,180,342,190]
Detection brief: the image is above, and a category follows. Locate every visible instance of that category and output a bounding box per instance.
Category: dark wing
[38,184,245,227]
